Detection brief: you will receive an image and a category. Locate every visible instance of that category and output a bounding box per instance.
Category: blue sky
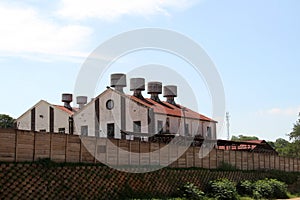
[0,0,299,141]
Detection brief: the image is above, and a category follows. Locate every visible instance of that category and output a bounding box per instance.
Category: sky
[0,0,299,141]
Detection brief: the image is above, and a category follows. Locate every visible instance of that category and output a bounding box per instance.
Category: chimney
[76,96,88,109]
[130,78,145,99]
[110,73,127,93]
[163,85,177,105]
[148,82,162,102]
[62,93,73,111]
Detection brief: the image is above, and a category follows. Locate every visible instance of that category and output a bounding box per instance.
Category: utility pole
[226,112,230,140]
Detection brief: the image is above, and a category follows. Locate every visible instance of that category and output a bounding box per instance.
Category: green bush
[177,182,205,200]
[253,179,273,199]
[267,178,288,199]
[206,178,239,200]
[237,180,253,197]
[253,178,288,199]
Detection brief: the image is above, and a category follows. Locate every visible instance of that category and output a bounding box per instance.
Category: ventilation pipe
[76,96,88,109]
[164,85,177,105]
[62,93,73,111]
[148,82,162,102]
[110,73,127,93]
[130,78,145,99]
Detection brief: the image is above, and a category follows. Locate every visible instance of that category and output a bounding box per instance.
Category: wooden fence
[0,129,299,172]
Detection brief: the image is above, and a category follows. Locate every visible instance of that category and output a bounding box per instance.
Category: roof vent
[62,93,73,111]
[76,96,88,109]
[110,73,127,93]
[148,82,162,102]
[130,78,145,99]
[164,85,177,105]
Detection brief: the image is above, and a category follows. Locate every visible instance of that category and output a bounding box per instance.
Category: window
[81,126,88,136]
[166,117,170,133]
[106,99,114,110]
[157,120,163,134]
[207,127,212,139]
[185,124,189,136]
[107,123,115,138]
[133,121,141,133]
[58,128,65,134]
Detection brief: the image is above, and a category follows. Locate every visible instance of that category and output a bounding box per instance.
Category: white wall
[17,100,71,133]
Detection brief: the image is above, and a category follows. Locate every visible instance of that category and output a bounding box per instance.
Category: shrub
[177,182,205,200]
[267,178,288,199]
[237,180,253,197]
[206,178,239,200]
[253,178,288,199]
[253,179,273,199]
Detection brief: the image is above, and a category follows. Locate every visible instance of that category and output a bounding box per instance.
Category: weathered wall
[0,129,299,172]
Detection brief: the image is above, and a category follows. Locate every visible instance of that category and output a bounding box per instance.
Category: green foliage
[177,182,205,200]
[253,179,273,199]
[268,178,288,199]
[231,135,259,142]
[217,161,237,171]
[206,178,239,200]
[237,180,253,197]
[253,178,288,199]
[0,114,15,128]
[289,115,300,141]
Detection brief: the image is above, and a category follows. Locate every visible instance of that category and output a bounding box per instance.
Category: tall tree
[289,114,300,141]
[0,114,15,128]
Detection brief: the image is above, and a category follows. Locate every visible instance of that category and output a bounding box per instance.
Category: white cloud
[57,0,199,21]
[257,106,300,116]
[0,3,92,60]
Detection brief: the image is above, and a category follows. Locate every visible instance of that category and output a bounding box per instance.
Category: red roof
[54,105,78,115]
[129,96,216,122]
[218,140,267,151]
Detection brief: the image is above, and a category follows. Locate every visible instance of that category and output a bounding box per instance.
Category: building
[73,73,217,140]
[217,140,277,154]
[16,94,79,134]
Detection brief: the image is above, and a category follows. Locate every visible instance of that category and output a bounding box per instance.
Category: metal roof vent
[76,96,88,109]
[62,93,73,111]
[147,81,162,102]
[110,73,127,93]
[163,85,177,105]
[130,78,145,99]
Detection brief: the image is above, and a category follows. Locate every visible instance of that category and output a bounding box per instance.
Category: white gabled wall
[16,100,71,133]
[125,97,148,133]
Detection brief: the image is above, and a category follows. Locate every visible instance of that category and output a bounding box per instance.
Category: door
[107,123,115,138]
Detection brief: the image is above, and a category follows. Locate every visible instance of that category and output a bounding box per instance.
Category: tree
[231,135,259,141]
[289,114,300,141]
[273,138,291,157]
[0,114,15,128]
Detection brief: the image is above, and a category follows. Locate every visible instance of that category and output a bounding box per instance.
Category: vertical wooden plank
[15,130,18,162]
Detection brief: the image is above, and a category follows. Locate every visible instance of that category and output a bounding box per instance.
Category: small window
[58,128,65,134]
[81,126,88,136]
[106,99,114,110]
[207,127,212,139]
[133,121,141,133]
[107,123,115,138]
[157,120,163,134]
[185,124,189,136]
[39,129,46,132]
[166,117,170,133]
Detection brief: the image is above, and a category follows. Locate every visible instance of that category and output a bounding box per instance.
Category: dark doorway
[133,121,141,133]
[107,123,115,138]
